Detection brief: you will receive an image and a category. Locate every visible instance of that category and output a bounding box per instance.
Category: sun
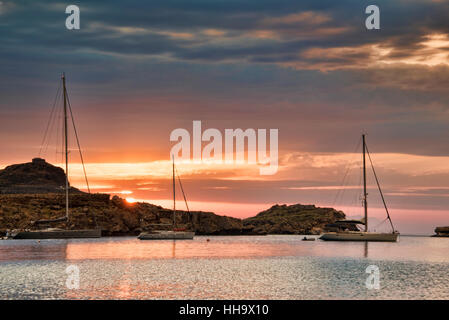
[125,197,137,204]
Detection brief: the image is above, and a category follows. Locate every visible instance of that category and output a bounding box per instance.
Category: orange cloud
[202,29,227,37]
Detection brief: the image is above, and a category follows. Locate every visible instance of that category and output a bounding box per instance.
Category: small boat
[320,134,399,242]
[138,156,195,240]
[10,74,101,239]
[302,237,315,241]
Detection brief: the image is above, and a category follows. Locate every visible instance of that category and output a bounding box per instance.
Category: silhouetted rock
[192,211,243,235]
[242,204,345,235]
[0,158,82,194]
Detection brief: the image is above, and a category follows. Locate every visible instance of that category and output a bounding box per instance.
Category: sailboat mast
[172,155,176,228]
[62,73,69,220]
[362,134,368,232]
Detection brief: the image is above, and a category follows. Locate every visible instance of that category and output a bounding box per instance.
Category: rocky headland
[0,158,82,194]
[243,204,345,235]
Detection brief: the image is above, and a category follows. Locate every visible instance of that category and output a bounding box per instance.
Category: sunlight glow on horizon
[49,152,449,183]
[125,197,137,204]
[103,196,448,235]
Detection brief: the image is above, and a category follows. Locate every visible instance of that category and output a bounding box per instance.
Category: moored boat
[319,134,399,242]
[138,156,195,240]
[433,226,449,237]
[10,228,101,239]
[320,231,398,242]
[9,74,101,239]
[138,230,194,240]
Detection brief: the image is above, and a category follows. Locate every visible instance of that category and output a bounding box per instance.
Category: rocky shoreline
[0,193,345,237]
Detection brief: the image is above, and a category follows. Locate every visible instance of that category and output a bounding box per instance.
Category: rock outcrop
[0,158,81,194]
[242,204,345,235]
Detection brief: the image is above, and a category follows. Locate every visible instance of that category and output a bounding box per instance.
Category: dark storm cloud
[1,0,448,66]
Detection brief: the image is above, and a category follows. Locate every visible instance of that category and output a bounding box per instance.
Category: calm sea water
[0,235,448,299]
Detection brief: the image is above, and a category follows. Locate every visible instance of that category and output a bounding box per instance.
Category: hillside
[243,204,345,235]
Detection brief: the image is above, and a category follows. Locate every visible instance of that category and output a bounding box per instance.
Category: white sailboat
[10,73,101,239]
[320,134,399,242]
[138,156,195,240]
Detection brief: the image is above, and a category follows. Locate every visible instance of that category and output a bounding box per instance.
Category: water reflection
[0,235,448,263]
[64,237,296,260]
[0,240,68,261]
[1,236,449,299]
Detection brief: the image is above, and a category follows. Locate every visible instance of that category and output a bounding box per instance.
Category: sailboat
[10,74,101,239]
[319,134,399,242]
[138,156,195,240]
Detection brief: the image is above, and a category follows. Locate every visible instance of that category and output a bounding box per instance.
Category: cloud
[1,0,448,75]
[0,1,15,15]
[261,11,332,26]
[353,63,449,91]
[1,0,449,160]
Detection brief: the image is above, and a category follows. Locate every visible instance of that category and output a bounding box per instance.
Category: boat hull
[138,231,195,240]
[319,232,398,242]
[11,228,101,239]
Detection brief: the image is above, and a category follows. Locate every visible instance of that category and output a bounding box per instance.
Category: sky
[1,0,449,234]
